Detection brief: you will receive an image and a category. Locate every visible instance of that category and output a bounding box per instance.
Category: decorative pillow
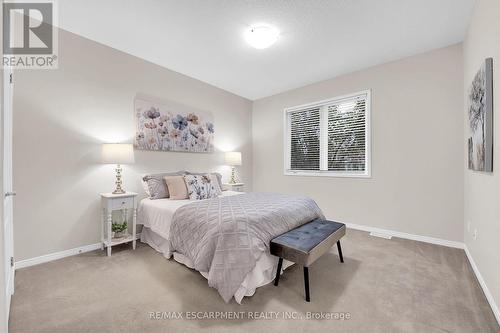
[184,174,222,200]
[141,179,151,197]
[142,171,186,199]
[208,174,223,194]
[186,171,223,192]
[164,175,188,200]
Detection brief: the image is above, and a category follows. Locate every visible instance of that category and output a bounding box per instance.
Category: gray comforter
[169,192,324,302]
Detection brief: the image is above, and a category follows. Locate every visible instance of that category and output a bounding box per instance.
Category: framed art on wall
[468,58,493,172]
[134,98,214,153]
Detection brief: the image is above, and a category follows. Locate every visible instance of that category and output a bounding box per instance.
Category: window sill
[284,171,371,178]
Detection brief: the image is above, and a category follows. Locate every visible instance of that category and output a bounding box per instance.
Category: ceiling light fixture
[245,24,279,49]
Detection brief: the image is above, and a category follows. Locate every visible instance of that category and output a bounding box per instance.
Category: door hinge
[10,257,14,267]
[9,73,13,84]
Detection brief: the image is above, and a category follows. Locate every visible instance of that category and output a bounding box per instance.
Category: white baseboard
[345,222,464,249]
[369,231,392,239]
[15,242,102,269]
[15,234,141,269]
[464,245,500,325]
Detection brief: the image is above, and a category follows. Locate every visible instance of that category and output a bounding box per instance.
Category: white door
[3,67,15,320]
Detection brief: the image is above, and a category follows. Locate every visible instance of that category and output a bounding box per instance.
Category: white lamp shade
[225,151,242,166]
[102,144,135,164]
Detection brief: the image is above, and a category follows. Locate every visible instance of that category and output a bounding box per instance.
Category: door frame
[2,65,14,329]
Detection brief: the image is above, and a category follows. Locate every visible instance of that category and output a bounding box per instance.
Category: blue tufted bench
[270,219,346,302]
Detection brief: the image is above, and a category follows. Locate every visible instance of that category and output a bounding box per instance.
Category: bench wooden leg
[274,257,283,286]
[303,266,310,302]
[337,240,344,263]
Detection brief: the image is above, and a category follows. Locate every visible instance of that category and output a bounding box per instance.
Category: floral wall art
[467,58,493,172]
[135,98,214,152]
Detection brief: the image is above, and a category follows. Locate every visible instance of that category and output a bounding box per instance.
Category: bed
[138,190,324,303]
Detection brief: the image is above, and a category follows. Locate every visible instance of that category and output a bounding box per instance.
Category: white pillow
[184,174,222,200]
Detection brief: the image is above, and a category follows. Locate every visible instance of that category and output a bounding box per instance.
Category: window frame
[283,89,372,178]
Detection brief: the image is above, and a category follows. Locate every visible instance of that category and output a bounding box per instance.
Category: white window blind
[289,107,321,171]
[284,90,371,177]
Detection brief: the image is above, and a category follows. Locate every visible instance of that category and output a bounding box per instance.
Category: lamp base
[229,166,238,184]
[112,164,126,194]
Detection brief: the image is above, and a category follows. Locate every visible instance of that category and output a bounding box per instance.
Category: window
[284,90,371,177]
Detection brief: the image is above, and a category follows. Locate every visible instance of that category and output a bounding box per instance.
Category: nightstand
[100,192,138,256]
[223,183,245,192]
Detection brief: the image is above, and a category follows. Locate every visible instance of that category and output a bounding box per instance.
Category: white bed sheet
[138,191,292,304]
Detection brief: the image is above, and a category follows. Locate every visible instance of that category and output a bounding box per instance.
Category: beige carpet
[9,229,499,333]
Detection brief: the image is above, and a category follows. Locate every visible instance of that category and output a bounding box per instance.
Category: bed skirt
[140,227,293,303]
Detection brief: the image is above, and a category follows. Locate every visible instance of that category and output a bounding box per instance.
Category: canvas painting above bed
[135,98,215,152]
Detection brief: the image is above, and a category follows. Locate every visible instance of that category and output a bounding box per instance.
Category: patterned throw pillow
[184,174,222,200]
[185,171,224,193]
[142,171,186,199]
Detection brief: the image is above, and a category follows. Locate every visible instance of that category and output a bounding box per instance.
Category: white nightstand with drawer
[223,183,245,192]
[100,192,138,256]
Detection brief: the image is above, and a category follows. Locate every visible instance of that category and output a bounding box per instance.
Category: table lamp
[102,143,135,194]
[225,151,242,184]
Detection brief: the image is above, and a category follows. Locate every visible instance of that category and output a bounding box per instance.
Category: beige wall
[253,44,464,242]
[463,0,500,317]
[13,29,252,261]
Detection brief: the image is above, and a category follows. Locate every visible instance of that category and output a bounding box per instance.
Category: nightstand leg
[107,211,112,256]
[100,208,105,250]
[132,208,137,250]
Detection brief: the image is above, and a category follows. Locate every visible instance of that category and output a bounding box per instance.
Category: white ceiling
[58,0,475,100]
